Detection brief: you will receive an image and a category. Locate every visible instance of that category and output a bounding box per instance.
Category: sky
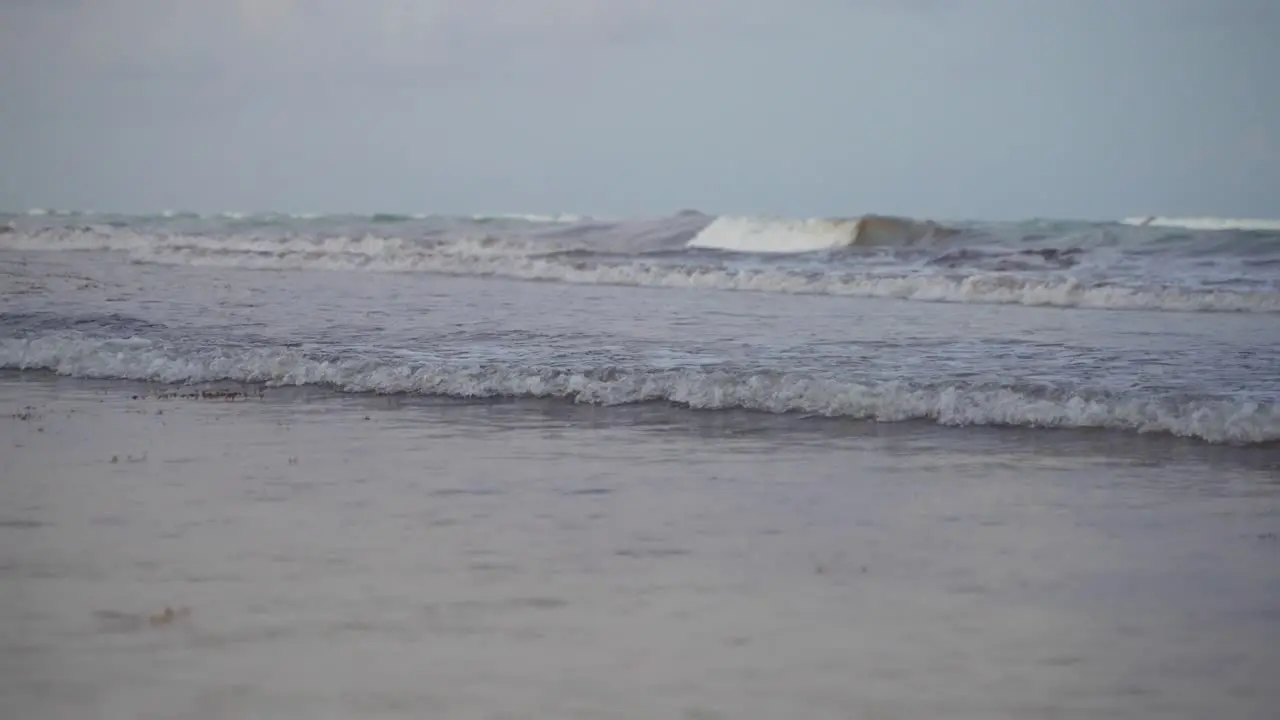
[1,0,1278,221]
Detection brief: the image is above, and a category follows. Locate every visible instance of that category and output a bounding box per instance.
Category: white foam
[0,229,543,259]
[20,208,84,217]
[475,213,587,224]
[688,214,955,253]
[1121,216,1280,232]
[3,334,1275,445]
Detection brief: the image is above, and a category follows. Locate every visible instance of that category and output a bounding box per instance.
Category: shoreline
[3,373,1279,718]
[4,369,1277,451]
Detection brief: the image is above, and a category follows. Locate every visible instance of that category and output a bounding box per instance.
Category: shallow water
[2,247,1278,444]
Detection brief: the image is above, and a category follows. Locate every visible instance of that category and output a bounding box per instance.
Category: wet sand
[2,374,1279,719]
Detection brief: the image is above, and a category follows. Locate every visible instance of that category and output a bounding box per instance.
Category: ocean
[2,209,1279,718]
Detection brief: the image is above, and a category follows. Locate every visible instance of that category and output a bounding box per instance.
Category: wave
[2,228,1276,313]
[6,209,594,224]
[1121,216,1280,232]
[2,334,1274,445]
[687,214,958,253]
[473,213,588,224]
[0,228,553,259]
[22,208,94,217]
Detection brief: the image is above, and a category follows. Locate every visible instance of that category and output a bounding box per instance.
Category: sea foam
[1121,216,1280,232]
[2,334,1275,445]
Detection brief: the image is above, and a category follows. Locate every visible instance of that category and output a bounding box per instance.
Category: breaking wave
[2,334,1275,446]
[473,212,588,224]
[13,209,592,223]
[688,214,958,253]
[1121,216,1280,232]
[3,228,1276,313]
[3,211,1279,313]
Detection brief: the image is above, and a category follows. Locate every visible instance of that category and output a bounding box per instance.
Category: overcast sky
[1,0,1277,220]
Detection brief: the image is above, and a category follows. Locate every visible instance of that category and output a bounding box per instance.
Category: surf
[3,332,1275,446]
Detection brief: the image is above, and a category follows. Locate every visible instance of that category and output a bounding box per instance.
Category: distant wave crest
[2,334,1275,445]
[1121,216,1280,232]
[687,214,957,253]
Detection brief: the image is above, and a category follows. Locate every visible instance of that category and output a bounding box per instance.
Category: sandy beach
[3,373,1278,719]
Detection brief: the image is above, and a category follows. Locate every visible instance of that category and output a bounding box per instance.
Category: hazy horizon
[7,207,1280,226]
[2,0,1277,221]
